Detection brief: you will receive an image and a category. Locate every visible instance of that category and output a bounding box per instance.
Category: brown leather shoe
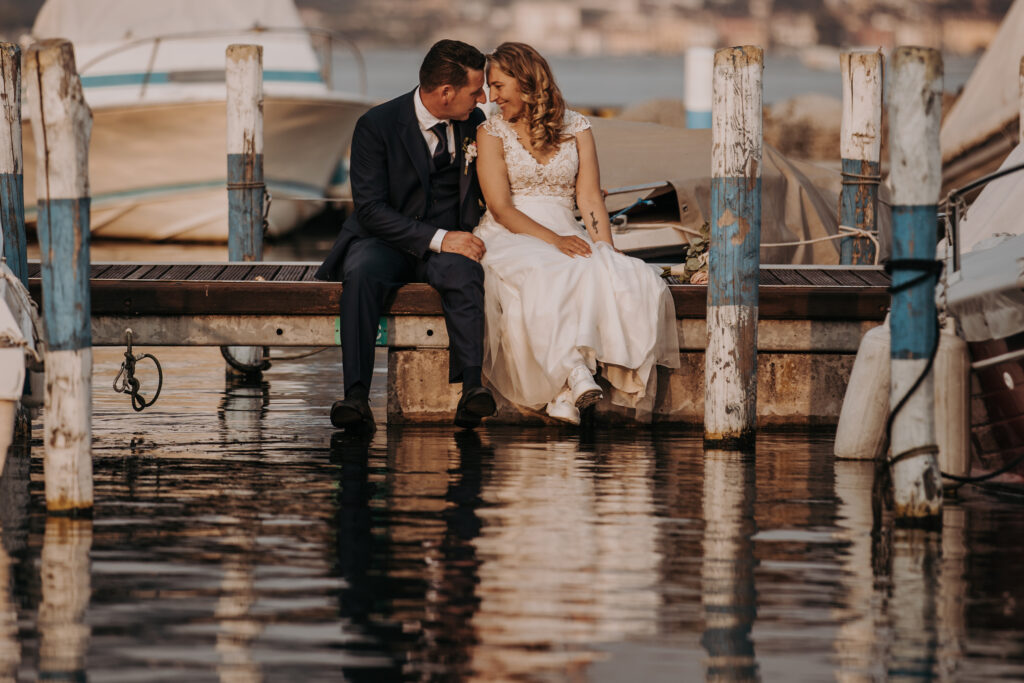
[454,386,496,429]
[331,396,376,433]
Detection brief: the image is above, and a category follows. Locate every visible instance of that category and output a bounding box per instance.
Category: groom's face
[440,68,486,121]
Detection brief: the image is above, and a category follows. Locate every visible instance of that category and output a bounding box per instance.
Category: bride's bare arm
[574,129,615,246]
[476,128,592,258]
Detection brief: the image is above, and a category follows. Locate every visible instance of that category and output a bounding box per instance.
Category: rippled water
[2,342,1023,681]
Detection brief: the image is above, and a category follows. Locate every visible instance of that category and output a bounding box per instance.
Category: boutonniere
[462,138,477,175]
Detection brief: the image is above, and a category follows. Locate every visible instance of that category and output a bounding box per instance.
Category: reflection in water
[0,444,29,679]
[38,517,93,682]
[701,450,758,682]
[0,342,1018,679]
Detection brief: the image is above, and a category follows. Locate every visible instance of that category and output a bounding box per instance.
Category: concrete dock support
[705,46,763,448]
[887,46,943,523]
[685,46,714,129]
[0,44,26,287]
[839,51,882,265]
[225,44,265,374]
[26,39,93,514]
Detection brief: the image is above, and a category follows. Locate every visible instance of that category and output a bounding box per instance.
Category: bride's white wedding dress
[473,110,680,417]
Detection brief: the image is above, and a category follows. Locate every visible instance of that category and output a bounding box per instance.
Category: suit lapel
[397,90,430,193]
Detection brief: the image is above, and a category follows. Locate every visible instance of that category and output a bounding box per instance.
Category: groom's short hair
[419,40,485,93]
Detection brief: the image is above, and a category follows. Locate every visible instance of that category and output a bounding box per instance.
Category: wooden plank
[189,264,225,280]
[217,264,253,281]
[247,264,281,281]
[95,264,137,280]
[759,269,781,285]
[123,264,158,280]
[769,269,812,285]
[828,269,874,286]
[857,268,892,286]
[301,265,320,281]
[28,262,41,278]
[90,264,112,278]
[275,265,306,282]
[161,264,200,281]
[798,268,843,286]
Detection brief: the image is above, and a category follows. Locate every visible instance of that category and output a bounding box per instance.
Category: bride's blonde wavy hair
[488,42,571,153]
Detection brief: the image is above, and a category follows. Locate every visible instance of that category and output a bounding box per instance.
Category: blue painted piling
[226,44,264,263]
[0,43,26,286]
[705,46,763,449]
[225,45,265,375]
[839,52,882,265]
[685,47,713,129]
[888,46,943,522]
[26,39,94,513]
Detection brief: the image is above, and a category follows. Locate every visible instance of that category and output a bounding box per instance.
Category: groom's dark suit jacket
[315,89,487,281]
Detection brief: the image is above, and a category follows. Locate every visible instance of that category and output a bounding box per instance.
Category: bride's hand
[553,234,592,258]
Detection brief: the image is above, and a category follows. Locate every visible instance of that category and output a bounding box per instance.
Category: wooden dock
[27,261,890,425]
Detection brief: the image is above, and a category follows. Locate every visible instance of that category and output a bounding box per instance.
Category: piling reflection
[701,449,758,682]
[219,375,270,444]
[0,443,28,679]
[833,460,883,681]
[38,516,92,682]
[214,535,262,682]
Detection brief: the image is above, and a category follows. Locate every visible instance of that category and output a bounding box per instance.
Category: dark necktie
[430,122,451,169]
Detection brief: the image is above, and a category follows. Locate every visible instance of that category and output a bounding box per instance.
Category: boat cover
[33,0,306,42]
[946,232,1024,342]
[957,142,1024,253]
[941,0,1024,163]
[589,118,892,264]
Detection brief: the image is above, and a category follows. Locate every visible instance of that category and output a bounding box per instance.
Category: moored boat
[21,0,375,242]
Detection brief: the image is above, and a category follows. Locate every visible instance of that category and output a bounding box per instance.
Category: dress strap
[563,110,591,135]
[481,116,519,148]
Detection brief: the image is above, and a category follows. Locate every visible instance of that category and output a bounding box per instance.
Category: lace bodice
[481,110,591,200]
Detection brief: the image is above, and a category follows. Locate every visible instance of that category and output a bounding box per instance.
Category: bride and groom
[316,39,679,431]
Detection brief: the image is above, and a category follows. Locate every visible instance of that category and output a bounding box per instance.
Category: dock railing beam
[705,46,763,449]
[26,39,93,514]
[839,51,882,265]
[0,43,26,288]
[887,46,943,524]
[225,44,265,376]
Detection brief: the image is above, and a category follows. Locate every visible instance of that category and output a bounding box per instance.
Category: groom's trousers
[338,236,485,393]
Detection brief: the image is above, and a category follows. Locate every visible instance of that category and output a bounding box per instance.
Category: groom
[315,40,496,432]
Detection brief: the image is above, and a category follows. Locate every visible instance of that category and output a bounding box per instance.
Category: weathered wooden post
[1019,56,1023,144]
[37,517,92,680]
[225,44,265,375]
[26,39,93,514]
[839,51,882,265]
[887,46,943,523]
[705,46,763,449]
[685,46,714,129]
[0,44,26,287]
[701,450,757,679]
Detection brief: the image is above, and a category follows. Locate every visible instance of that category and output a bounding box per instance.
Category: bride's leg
[565,349,603,409]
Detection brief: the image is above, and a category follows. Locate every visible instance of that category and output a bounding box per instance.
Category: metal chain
[112,329,163,412]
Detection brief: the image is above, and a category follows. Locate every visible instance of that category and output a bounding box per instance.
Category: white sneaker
[546,388,581,425]
[568,365,603,409]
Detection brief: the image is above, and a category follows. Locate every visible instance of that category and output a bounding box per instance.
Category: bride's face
[487,65,524,121]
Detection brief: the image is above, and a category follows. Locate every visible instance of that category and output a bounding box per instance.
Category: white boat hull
[22,95,369,241]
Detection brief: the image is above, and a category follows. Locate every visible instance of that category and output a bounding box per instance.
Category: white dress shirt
[414,87,455,253]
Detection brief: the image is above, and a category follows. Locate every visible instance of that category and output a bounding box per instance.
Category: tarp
[589,118,891,264]
[32,0,306,43]
[957,141,1024,253]
[946,233,1024,343]
[940,0,1024,186]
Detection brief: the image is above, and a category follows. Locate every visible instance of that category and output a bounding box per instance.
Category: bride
[474,42,679,424]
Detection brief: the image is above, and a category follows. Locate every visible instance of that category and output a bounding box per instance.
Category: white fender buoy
[834,318,971,477]
[835,321,890,461]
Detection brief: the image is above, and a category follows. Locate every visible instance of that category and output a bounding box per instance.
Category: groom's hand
[441,232,486,262]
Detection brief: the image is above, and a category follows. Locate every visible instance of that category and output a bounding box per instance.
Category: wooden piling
[26,39,93,514]
[685,46,714,129]
[1019,57,1023,145]
[0,44,26,287]
[225,44,265,374]
[705,46,763,449]
[839,51,882,265]
[887,46,942,523]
